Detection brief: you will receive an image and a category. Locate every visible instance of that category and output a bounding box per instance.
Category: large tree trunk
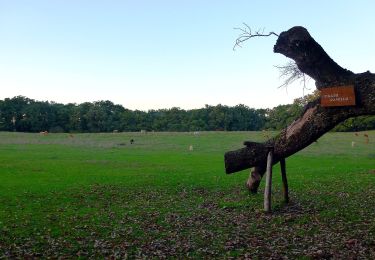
[225,27,375,192]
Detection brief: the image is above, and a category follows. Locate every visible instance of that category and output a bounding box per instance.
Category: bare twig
[275,61,311,93]
[233,23,279,50]
[233,24,310,92]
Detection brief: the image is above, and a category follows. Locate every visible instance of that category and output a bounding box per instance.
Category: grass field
[0,131,374,258]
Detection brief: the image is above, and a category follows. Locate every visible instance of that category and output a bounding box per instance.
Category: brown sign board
[321,86,356,107]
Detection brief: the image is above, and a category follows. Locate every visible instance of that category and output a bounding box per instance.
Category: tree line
[0,95,374,133]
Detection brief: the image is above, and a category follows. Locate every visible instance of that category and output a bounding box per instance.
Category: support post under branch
[264,147,274,212]
[280,158,289,203]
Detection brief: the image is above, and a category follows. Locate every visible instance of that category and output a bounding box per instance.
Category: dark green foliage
[264,103,302,130]
[333,116,375,132]
[0,96,374,132]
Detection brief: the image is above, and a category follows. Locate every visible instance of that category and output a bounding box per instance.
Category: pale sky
[1,1,374,110]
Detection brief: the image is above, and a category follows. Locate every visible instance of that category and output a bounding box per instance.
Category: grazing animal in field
[130,139,134,144]
[40,131,48,135]
[69,134,74,138]
[189,145,193,151]
[364,133,369,144]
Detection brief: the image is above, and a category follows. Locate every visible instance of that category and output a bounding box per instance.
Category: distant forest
[0,95,374,133]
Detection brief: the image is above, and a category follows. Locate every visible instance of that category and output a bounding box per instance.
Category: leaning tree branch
[233,23,279,50]
[225,26,375,193]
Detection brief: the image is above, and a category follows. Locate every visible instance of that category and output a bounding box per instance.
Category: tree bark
[225,26,375,192]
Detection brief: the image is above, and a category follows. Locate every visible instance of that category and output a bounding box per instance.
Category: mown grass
[0,131,374,258]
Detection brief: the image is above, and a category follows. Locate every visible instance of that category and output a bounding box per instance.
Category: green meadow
[0,131,374,258]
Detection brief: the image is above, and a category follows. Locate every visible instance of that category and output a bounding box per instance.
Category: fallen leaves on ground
[1,184,375,258]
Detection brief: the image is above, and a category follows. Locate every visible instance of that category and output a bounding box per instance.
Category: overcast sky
[1,1,374,110]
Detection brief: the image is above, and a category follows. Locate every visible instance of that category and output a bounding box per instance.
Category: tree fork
[225,26,375,193]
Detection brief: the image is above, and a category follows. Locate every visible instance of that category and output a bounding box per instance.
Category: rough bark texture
[225,26,375,192]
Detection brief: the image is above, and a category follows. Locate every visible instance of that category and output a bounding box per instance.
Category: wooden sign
[321,85,356,107]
